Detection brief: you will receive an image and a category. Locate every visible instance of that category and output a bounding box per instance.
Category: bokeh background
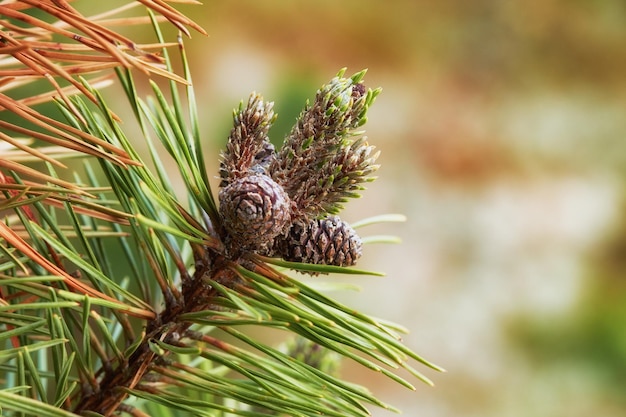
[130,1,626,416]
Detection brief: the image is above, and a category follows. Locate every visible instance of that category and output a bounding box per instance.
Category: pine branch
[0,4,441,417]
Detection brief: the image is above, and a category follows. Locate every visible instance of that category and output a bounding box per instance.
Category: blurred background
[132,1,625,416]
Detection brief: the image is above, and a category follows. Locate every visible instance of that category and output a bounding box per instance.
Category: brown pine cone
[277,216,362,268]
[219,174,292,252]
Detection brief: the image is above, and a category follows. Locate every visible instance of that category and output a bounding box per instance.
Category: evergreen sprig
[0,4,441,417]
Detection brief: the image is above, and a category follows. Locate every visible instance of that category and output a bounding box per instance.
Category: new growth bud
[219,94,276,187]
[269,69,381,219]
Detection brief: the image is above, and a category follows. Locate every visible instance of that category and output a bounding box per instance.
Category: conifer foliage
[0,2,441,416]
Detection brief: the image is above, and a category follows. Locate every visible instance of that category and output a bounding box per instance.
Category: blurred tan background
[138,1,626,416]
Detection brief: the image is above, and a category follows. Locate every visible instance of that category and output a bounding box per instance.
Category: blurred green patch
[507,203,626,406]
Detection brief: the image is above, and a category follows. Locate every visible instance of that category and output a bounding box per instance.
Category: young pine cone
[276,216,362,268]
[219,174,292,252]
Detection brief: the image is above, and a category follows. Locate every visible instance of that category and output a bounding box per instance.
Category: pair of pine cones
[218,70,380,271]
